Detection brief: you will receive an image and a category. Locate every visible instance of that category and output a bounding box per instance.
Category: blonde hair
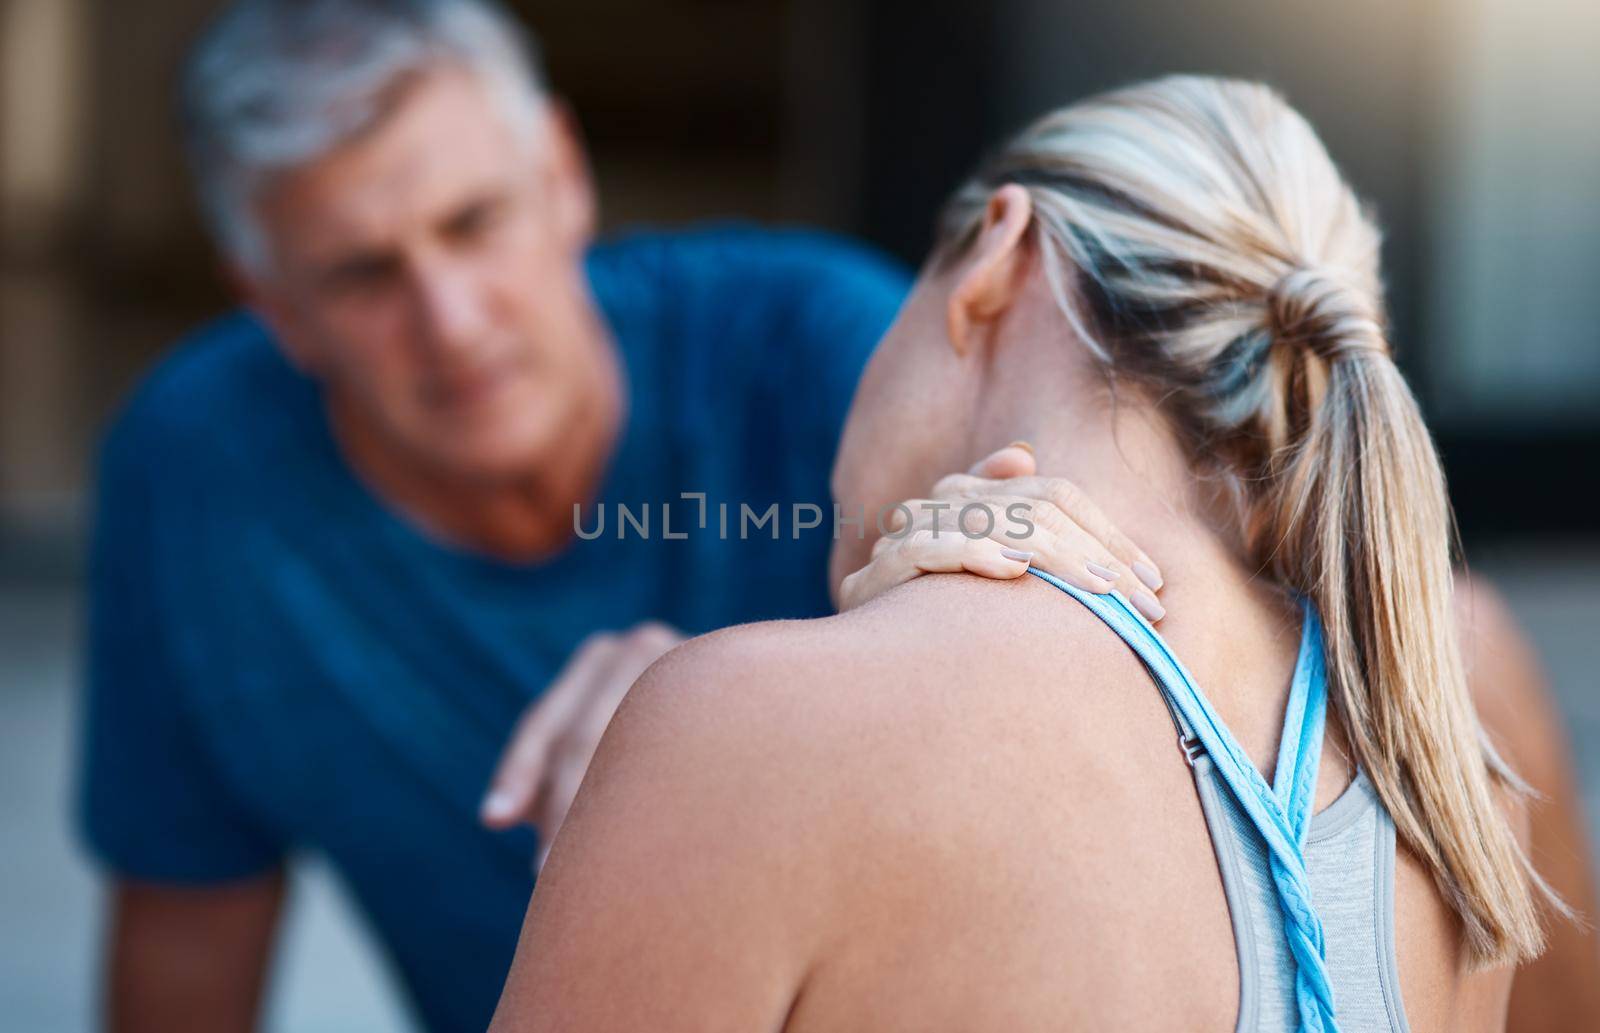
[939,75,1551,966]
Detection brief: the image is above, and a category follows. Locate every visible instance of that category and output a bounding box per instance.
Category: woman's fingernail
[1005,440,1035,456]
[1132,589,1166,622]
[1000,548,1034,563]
[1133,561,1163,591]
[480,789,516,821]
[1085,560,1118,581]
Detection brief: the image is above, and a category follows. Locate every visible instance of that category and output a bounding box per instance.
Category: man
[77,2,913,1030]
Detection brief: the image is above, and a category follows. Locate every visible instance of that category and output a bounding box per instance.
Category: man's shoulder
[102,310,309,467]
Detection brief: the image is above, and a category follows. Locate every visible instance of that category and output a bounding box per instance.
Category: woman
[490,76,1588,1031]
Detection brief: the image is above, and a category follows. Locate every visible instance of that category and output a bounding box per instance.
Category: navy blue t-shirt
[77,226,909,1032]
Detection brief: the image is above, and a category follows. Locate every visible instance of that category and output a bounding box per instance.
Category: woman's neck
[976,332,1209,564]
[971,316,1294,648]
[978,367,1307,773]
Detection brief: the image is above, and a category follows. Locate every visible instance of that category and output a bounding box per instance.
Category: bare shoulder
[586,572,1171,863]
[618,572,1163,782]
[502,575,1250,1030]
[494,612,907,1031]
[621,571,1200,856]
[557,613,866,853]
[619,575,1246,1032]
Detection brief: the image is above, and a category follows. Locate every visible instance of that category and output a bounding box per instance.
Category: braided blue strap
[1026,570,1339,1033]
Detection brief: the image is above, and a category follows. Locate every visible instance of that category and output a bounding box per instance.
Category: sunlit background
[3,0,1597,1028]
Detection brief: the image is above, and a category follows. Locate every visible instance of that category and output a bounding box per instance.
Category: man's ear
[946,184,1032,357]
[231,265,321,376]
[539,99,597,247]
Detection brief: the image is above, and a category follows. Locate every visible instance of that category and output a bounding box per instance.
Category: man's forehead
[253,67,539,259]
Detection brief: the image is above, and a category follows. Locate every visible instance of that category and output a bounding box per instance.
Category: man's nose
[411,261,493,358]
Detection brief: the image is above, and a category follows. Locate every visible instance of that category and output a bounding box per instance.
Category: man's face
[244,66,599,480]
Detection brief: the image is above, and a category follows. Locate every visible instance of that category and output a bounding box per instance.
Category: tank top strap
[1024,569,1341,1033]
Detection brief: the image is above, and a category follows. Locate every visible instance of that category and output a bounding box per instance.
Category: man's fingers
[625,621,682,655]
[521,623,680,845]
[527,632,660,865]
[518,636,633,836]
[480,708,561,828]
[480,633,617,828]
[579,624,679,733]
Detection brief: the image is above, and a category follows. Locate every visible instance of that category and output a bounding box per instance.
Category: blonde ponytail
[939,75,1553,966]
[1265,300,1546,963]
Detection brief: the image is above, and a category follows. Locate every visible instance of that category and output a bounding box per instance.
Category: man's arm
[82,396,289,1031]
[1456,573,1600,1031]
[107,873,286,1033]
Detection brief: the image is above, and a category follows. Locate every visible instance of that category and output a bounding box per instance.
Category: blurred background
[2,0,1596,1028]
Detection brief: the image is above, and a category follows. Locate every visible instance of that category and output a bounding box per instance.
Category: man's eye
[324,256,400,294]
[444,200,506,243]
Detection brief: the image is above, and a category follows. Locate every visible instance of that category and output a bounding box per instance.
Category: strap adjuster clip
[1179,733,1205,767]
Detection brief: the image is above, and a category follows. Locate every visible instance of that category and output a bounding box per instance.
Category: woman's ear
[946,184,1033,356]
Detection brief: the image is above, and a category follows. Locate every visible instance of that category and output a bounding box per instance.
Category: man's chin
[431,444,550,483]
[408,399,565,481]
[407,422,555,482]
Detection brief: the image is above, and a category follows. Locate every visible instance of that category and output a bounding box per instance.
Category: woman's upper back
[767,572,1517,1032]
[493,570,1518,1033]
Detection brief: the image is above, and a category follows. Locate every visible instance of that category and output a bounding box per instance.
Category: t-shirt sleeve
[77,403,285,883]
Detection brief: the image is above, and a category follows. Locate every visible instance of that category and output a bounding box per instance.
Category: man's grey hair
[181,0,547,272]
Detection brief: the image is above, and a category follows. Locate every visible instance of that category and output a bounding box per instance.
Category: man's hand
[838,443,1167,621]
[480,622,684,868]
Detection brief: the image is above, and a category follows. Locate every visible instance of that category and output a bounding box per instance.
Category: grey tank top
[1034,573,1409,1031]
[1194,758,1409,1031]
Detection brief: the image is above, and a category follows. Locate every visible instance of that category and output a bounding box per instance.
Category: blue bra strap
[1025,569,1339,1033]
